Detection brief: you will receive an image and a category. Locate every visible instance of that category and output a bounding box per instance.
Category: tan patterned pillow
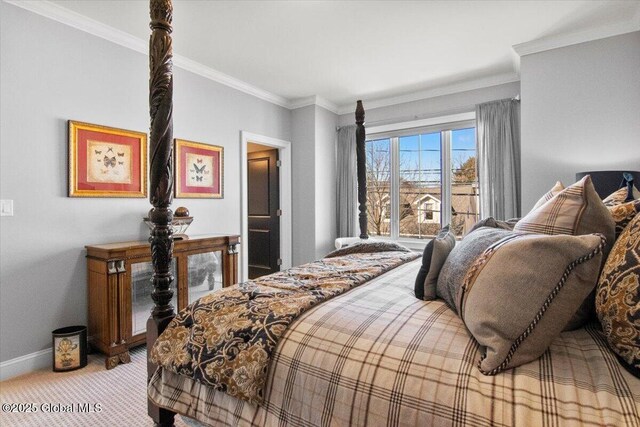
[603,186,640,207]
[515,175,615,244]
[532,181,564,210]
[596,214,640,377]
[459,233,606,375]
[515,175,615,330]
[608,199,640,239]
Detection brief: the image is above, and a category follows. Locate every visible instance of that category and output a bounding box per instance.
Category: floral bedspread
[150,247,419,404]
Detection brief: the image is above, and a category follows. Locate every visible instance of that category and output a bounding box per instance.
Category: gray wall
[337,82,520,127]
[290,106,317,266]
[0,3,291,362]
[314,106,338,259]
[290,105,339,264]
[520,31,640,211]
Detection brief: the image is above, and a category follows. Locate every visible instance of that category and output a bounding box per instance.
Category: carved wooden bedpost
[355,100,368,239]
[147,0,176,426]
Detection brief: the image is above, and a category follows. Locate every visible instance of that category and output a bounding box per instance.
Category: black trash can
[52,325,87,372]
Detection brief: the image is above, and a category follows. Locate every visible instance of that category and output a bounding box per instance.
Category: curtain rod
[335,94,520,131]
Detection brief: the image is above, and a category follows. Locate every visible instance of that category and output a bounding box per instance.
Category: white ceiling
[37,1,640,111]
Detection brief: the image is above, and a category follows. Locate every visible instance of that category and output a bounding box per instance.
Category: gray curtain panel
[476,98,521,219]
[336,125,358,237]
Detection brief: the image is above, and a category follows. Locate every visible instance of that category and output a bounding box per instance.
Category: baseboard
[0,348,52,381]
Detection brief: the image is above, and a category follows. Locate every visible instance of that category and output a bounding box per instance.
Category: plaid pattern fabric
[150,250,419,404]
[532,180,564,210]
[149,260,640,427]
[515,184,584,235]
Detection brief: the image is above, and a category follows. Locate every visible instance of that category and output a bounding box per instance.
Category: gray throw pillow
[414,226,456,300]
[466,217,517,236]
[459,233,605,375]
[436,227,512,312]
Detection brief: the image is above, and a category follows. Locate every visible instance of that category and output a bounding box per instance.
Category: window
[424,201,435,221]
[366,119,479,240]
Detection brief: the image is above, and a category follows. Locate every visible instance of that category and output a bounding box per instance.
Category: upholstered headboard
[576,170,640,199]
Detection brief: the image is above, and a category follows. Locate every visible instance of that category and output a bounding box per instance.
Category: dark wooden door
[248,149,280,279]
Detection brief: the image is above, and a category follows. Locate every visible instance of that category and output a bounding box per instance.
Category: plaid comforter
[149,260,640,426]
[150,248,419,404]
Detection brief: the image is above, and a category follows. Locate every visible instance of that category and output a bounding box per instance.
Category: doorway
[240,131,292,282]
[247,144,280,279]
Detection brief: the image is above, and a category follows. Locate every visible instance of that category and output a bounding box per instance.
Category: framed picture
[174,139,224,198]
[68,121,147,198]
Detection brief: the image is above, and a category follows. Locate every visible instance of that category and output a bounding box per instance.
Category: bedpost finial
[355,100,365,125]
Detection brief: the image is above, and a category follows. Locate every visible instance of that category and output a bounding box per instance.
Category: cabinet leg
[105,351,130,369]
[106,355,120,370]
[119,351,131,364]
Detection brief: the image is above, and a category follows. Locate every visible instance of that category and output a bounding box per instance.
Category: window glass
[451,127,479,237]
[366,139,391,237]
[399,133,441,239]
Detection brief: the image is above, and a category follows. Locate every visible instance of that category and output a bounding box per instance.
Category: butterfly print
[195,175,203,182]
[106,147,114,153]
[197,158,203,163]
[104,156,116,168]
[117,152,125,157]
[193,164,206,174]
[118,161,124,165]
[96,159,102,163]
[95,150,102,155]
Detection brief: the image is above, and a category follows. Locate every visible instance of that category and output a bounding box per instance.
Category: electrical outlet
[1,200,14,216]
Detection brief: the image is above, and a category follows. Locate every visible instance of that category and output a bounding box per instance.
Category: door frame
[240,131,292,282]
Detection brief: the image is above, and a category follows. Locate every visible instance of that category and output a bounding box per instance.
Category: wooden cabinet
[86,234,240,369]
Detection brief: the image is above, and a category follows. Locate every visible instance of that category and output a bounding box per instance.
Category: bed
[144,2,640,426]
[148,258,640,426]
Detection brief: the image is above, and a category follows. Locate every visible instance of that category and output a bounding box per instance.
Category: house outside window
[365,115,479,241]
[421,198,439,222]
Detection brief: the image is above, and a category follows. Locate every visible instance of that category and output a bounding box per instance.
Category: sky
[368,127,476,185]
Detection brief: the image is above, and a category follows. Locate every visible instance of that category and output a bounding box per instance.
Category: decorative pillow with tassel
[596,213,640,378]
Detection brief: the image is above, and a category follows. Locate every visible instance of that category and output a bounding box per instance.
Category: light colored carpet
[0,346,191,426]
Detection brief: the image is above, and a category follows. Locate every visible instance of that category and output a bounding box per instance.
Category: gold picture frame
[174,139,224,199]
[68,120,147,198]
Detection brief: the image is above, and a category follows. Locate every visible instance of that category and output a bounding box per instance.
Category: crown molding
[288,96,317,110]
[335,72,520,115]
[289,95,339,114]
[513,12,640,57]
[4,0,148,53]
[313,96,339,114]
[172,55,290,108]
[4,0,290,109]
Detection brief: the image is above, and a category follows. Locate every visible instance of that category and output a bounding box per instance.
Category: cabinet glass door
[130,259,177,337]
[188,251,223,303]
